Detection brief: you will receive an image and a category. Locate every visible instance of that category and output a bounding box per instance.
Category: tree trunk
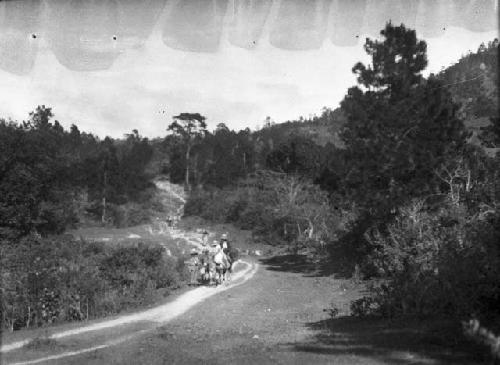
[243,153,247,177]
[102,170,108,223]
[193,153,199,187]
[101,197,106,223]
[185,144,191,191]
[308,220,314,239]
[26,305,31,328]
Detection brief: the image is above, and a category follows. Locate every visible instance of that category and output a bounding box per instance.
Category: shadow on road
[259,254,348,278]
[293,316,488,365]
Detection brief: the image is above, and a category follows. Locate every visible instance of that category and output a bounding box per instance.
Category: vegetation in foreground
[1,20,499,362]
[1,236,187,331]
[178,25,500,360]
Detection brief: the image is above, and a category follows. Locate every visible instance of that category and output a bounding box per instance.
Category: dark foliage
[0,108,154,238]
[340,23,468,218]
[162,108,343,190]
[1,236,184,331]
[438,39,498,122]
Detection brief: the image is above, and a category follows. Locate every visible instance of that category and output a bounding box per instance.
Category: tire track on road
[4,260,259,365]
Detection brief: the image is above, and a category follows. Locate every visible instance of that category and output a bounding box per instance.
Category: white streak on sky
[0,17,496,138]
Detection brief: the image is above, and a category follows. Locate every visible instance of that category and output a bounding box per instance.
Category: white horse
[214,250,231,285]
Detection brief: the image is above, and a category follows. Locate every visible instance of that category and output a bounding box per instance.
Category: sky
[0,0,497,138]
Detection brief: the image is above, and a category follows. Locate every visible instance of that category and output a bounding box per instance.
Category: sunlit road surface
[1,260,258,365]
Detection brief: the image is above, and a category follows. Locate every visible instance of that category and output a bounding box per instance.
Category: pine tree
[167,113,207,190]
[340,23,468,215]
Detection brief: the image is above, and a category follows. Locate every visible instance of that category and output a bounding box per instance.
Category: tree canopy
[167,113,208,189]
[340,23,468,215]
[353,23,427,96]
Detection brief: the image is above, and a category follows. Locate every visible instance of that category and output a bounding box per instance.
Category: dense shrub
[359,198,500,322]
[0,110,155,239]
[184,171,340,250]
[1,236,185,331]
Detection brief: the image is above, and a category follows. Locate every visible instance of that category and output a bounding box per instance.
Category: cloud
[0,0,497,139]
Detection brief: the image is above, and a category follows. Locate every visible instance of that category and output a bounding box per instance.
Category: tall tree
[98,137,121,223]
[266,135,322,178]
[340,23,468,215]
[167,113,207,190]
[352,22,427,97]
[120,130,153,197]
[480,116,500,147]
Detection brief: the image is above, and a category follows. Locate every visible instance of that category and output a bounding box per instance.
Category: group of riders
[186,232,235,286]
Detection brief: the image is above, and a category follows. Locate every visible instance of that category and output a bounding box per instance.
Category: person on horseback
[186,249,200,285]
[219,233,236,281]
[220,233,229,252]
[202,241,220,285]
[210,240,221,254]
[201,229,209,247]
[213,244,230,285]
[213,244,224,265]
[199,247,212,284]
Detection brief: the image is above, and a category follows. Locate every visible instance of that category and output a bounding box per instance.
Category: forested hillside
[176,26,500,359]
[252,108,346,148]
[2,23,499,360]
[0,108,179,331]
[158,39,499,194]
[0,107,155,237]
[437,39,499,147]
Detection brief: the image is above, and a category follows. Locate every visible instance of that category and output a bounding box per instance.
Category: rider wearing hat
[198,246,211,283]
[210,240,221,254]
[201,229,209,247]
[220,233,234,269]
[213,244,224,265]
[220,233,229,252]
[186,249,200,285]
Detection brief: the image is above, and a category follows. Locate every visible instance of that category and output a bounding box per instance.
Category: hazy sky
[0,0,497,138]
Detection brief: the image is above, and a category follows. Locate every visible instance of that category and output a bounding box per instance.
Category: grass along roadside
[0,218,259,351]
[1,259,258,365]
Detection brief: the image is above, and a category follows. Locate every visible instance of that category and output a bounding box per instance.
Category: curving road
[2,260,258,365]
[1,180,259,365]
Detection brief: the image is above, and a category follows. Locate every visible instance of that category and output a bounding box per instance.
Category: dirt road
[1,180,486,364]
[1,260,257,364]
[2,254,484,365]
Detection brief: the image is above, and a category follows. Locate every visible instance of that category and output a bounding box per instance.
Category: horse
[214,251,231,285]
[223,258,233,282]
